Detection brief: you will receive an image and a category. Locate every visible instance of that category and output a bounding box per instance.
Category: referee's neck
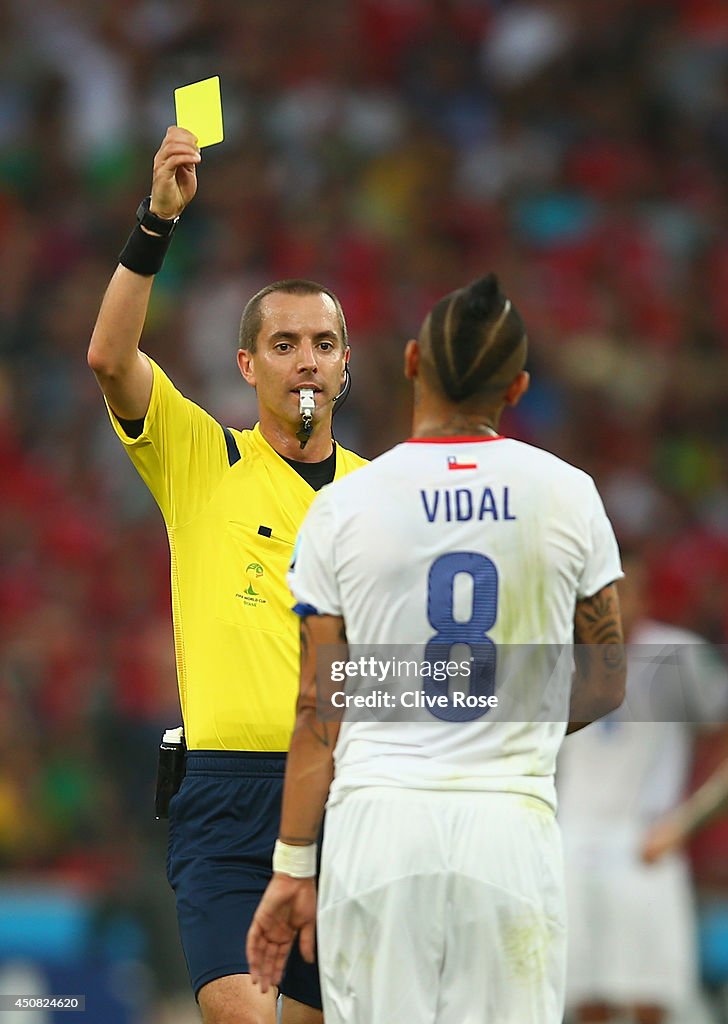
[259,415,334,463]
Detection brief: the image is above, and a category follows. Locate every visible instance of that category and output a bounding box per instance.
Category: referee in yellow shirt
[87,127,366,1024]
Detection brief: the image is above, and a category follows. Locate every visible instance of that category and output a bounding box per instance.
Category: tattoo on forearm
[603,642,626,672]
[575,590,622,641]
[303,711,333,748]
[300,619,310,661]
[299,619,330,746]
[574,584,625,673]
[296,615,345,750]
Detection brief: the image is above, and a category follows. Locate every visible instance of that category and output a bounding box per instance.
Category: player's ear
[504,370,529,407]
[238,349,256,387]
[404,339,419,380]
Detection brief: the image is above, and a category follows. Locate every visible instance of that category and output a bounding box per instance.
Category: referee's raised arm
[87,127,200,420]
[86,114,364,1023]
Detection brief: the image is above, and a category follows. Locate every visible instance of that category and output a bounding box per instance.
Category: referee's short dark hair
[420,273,527,402]
[239,279,348,352]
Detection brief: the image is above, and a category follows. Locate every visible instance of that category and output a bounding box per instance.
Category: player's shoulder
[501,438,595,486]
[508,441,611,520]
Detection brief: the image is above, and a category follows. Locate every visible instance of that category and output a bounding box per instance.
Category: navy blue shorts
[166,751,321,1007]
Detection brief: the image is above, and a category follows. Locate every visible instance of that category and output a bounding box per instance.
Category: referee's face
[238,292,349,429]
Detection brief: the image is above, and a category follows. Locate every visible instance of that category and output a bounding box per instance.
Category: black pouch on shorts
[155,726,186,819]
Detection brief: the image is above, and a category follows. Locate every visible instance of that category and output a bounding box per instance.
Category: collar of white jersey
[405,434,505,443]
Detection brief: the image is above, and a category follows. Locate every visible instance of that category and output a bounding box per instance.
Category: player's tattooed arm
[567,582,626,734]
[278,614,347,846]
[297,616,344,749]
[574,587,624,646]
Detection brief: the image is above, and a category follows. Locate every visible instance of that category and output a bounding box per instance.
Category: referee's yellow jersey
[107,359,367,751]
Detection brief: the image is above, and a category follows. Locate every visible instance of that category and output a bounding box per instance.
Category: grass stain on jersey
[503,910,550,984]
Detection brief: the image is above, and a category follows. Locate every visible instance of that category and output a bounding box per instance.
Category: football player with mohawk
[248,273,626,1024]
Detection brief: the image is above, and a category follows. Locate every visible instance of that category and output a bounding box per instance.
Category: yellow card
[174,76,223,148]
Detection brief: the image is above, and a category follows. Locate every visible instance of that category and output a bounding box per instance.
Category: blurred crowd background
[1,0,728,1021]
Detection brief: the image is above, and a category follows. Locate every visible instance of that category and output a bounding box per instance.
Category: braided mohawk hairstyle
[422,273,527,402]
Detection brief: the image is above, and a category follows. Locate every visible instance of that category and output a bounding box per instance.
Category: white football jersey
[557,620,728,825]
[289,436,622,811]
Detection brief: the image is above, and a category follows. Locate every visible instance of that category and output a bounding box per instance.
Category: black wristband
[119,223,174,276]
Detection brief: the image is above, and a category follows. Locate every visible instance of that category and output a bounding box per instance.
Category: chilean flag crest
[447,455,478,471]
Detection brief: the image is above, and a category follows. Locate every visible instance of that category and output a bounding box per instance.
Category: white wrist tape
[272,839,317,878]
